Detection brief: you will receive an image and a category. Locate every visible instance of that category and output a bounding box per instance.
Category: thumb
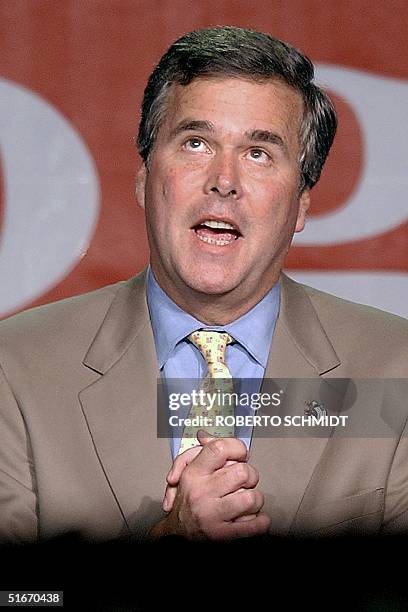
[197,430,250,463]
[196,429,217,446]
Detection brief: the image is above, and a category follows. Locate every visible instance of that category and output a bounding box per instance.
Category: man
[0,26,407,544]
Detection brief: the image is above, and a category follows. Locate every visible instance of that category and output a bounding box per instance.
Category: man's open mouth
[192,219,242,246]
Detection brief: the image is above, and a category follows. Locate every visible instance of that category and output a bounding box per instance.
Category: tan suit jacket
[0,270,407,543]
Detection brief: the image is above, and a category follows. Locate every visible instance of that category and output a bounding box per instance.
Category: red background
[1,0,407,312]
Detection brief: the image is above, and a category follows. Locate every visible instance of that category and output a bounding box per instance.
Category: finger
[189,436,248,476]
[209,462,259,498]
[223,512,271,539]
[219,488,265,522]
[209,512,271,541]
[167,445,203,485]
[234,513,259,522]
[228,462,259,490]
[167,430,224,486]
[162,484,177,512]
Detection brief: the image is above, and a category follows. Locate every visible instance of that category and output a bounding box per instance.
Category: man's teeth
[194,219,239,246]
[197,234,234,246]
[201,220,236,230]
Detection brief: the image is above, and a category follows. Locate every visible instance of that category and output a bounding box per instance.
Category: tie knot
[188,330,233,377]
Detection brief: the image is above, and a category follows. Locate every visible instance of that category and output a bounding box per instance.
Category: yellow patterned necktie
[178,330,235,455]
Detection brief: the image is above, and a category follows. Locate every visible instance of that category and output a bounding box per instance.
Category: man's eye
[184,138,206,151]
[248,148,270,162]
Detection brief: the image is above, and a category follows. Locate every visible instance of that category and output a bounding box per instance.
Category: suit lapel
[250,273,342,534]
[79,271,171,537]
[267,273,340,377]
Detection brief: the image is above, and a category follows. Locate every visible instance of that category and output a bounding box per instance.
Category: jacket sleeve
[381,382,408,534]
[0,364,38,544]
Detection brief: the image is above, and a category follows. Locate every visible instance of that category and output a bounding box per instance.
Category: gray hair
[137,26,337,190]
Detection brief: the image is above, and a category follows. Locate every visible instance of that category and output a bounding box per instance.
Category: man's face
[137,76,310,319]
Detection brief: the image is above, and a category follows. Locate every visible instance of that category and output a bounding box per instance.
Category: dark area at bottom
[1,534,407,611]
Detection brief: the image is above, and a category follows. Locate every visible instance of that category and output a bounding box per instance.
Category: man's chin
[182,276,239,297]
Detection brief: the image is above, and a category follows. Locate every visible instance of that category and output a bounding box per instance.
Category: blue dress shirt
[146,267,280,458]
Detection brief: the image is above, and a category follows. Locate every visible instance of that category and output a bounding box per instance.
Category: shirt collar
[147,267,280,369]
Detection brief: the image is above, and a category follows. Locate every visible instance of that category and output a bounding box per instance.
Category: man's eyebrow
[169,122,288,153]
[246,129,287,152]
[169,120,214,139]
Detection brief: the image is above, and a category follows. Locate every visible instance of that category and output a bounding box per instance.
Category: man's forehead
[159,76,304,141]
[171,74,300,102]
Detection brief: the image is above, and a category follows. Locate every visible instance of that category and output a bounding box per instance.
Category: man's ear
[294,188,311,233]
[135,164,147,209]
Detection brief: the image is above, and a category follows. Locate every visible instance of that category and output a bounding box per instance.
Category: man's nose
[204,152,242,198]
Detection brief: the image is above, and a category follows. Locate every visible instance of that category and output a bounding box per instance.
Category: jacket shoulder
[296,280,408,375]
[0,278,136,354]
[303,282,408,337]
[280,274,408,376]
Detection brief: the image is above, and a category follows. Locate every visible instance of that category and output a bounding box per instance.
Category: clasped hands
[149,431,271,541]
